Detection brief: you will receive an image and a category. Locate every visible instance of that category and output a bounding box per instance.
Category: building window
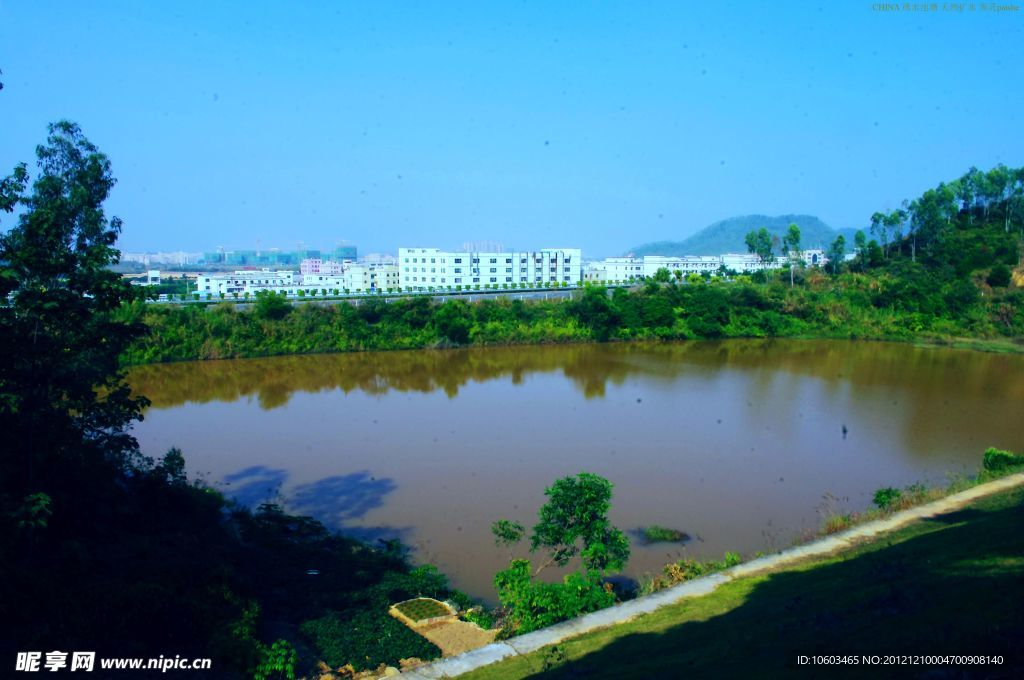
[505,267,512,273]
[506,276,512,282]
[490,267,497,273]
[455,277,462,283]
[472,258,479,264]
[454,267,462,273]
[505,258,512,264]
[489,258,497,264]
[455,258,462,263]
[473,277,480,283]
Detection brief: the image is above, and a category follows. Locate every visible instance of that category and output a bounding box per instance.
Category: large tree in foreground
[0,120,149,531]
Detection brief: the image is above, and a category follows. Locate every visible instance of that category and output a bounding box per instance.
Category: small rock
[384,668,400,677]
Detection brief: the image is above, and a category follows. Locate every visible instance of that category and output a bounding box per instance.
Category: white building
[196,270,297,297]
[593,257,644,282]
[300,258,347,276]
[300,262,399,292]
[641,255,722,277]
[398,247,582,290]
[585,252,785,281]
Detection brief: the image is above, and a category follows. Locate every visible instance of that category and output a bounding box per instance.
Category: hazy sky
[2,2,1022,257]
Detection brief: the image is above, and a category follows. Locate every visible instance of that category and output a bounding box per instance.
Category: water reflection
[130,339,1024,409]
[129,340,1024,460]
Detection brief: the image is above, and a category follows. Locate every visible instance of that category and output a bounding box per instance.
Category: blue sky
[1,1,1022,257]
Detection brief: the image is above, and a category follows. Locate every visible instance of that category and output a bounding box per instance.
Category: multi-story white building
[590,257,644,283]
[585,252,789,282]
[300,258,347,276]
[397,247,582,290]
[641,255,722,276]
[300,262,399,292]
[196,270,298,296]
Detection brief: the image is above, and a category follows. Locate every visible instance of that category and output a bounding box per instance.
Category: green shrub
[494,560,615,636]
[982,447,1024,472]
[253,639,297,680]
[641,551,742,594]
[987,264,1012,288]
[872,487,903,510]
[463,608,495,630]
[640,525,688,543]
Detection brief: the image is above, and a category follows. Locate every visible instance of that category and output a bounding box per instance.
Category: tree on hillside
[854,230,867,271]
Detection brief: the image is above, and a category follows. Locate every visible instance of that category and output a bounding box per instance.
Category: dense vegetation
[0,123,471,678]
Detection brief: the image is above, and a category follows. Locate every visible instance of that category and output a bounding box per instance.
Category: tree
[828,235,846,275]
[870,211,889,257]
[491,472,628,634]
[854,230,867,271]
[254,289,291,320]
[782,223,801,287]
[744,228,776,275]
[1,122,150,500]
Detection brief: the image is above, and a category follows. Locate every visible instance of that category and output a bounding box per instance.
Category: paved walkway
[402,473,1024,678]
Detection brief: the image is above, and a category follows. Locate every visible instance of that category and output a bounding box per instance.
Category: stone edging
[402,473,1024,678]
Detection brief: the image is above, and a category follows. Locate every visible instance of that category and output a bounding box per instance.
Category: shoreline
[121,331,1024,369]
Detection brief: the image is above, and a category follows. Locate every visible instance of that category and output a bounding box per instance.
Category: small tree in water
[491,472,630,635]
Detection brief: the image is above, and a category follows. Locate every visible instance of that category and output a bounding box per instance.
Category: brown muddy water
[127,339,1024,601]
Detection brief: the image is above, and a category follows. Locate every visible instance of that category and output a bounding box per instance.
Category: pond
[127,339,1024,600]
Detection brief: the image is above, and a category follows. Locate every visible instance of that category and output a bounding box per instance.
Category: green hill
[628,215,857,256]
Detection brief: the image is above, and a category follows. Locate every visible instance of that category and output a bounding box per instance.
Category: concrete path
[402,473,1024,678]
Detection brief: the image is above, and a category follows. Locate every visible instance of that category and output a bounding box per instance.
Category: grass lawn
[394,598,451,622]
[466,485,1024,679]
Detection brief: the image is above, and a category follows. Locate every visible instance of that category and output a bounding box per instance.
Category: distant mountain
[627,214,858,256]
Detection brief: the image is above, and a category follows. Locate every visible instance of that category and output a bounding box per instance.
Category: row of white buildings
[195,261,399,297]
[190,247,827,298]
[584,250,826,282]
[195,247,584,297]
